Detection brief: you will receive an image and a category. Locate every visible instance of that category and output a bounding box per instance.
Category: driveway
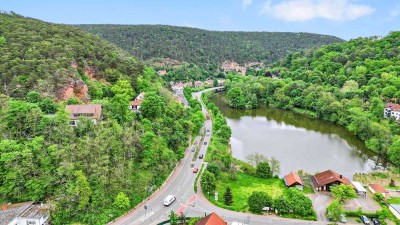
[309,192,332,222]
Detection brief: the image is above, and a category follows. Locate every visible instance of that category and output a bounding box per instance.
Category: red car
[193,167,199,173]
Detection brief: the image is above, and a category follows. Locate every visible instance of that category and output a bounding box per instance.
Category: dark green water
[209,92,387,178]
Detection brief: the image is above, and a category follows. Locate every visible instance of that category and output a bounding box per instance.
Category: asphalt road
[109,87,353,225]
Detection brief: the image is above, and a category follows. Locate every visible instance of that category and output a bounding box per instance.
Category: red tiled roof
[369,184,388,194]
[284,171,304,186]
[65,104,102,120]
[312,170,351,188]
[130,99,142,106]
[385,103,400,111]
[196,212,227,225]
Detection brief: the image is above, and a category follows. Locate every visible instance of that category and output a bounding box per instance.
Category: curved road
[109,87,352,225]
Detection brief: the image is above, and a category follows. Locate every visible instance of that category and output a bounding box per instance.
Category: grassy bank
[205,172,286,212]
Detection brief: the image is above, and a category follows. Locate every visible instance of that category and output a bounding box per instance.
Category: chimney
[2,204,7,211]
[340,175,343,179]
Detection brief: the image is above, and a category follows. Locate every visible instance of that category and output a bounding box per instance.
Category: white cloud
[242,0,252,9]
[261,0,375,22]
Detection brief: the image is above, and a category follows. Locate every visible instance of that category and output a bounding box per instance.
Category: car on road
[340,214,346,223]
[199,154,204,159]
[163,195,176,206]
[371,218,380,225]
[360,215,370,225]
[207,129,210,132]
[204,142,207,145]
[193,167,199,173]
[206,133,210,137]
[191,147,195,152]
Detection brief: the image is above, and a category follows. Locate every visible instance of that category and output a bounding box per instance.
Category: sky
[1,0,399,40]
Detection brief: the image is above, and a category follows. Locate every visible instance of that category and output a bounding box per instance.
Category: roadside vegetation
[225,32,400,167]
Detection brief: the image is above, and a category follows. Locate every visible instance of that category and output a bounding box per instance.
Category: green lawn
[387,197,400,204]
[205,172,287,212]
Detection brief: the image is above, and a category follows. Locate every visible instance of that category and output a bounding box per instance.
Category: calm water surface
[209,93,387,179]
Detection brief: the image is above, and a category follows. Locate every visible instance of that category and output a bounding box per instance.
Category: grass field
[387,197,400,204]
[205,172,287,212]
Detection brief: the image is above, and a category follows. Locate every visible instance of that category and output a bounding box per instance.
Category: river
[209,92,387,179]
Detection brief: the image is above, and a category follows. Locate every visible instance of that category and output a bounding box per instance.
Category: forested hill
[0,12,144,99]
[77,24,344,67]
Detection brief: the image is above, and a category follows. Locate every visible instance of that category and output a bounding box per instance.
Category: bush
[256,162,272,178]
[206,163,221,177]
[241,163,256,175]
[248,191,272,213]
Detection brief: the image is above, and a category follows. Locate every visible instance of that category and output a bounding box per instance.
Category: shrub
[248,191,272,213]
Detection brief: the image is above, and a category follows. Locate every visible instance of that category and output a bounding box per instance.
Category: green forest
[225,31,400,167]
[0,13,205,224]
[0,12,143,99]
[77,24,343,71]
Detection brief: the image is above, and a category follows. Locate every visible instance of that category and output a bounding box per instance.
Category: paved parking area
[343,192,381,212]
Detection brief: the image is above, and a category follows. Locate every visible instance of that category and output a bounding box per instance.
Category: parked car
[371,218,380,225]
[207,129,210,132]
[199,154,204,159]
[206,133,210,137]
[193,167,199,173]
[340,214,346,223]
[204,142,207,145]
[191,147,195,152]
[360,215,370,225]
[163,195,176,206]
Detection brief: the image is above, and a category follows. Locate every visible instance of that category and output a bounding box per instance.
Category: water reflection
[209,93,387,178]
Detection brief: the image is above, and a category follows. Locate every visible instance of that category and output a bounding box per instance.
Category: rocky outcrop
[57,79,90,102]
[84,66,96,79]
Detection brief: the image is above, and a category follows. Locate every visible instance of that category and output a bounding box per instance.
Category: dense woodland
[225,32,400,167]
[0,13,205,224]
[77,24,343,71]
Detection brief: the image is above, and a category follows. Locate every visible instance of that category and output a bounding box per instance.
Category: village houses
[65,104,102,126]
[283,171,304,190]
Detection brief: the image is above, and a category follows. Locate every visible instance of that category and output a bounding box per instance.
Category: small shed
[351,181,367,196]
[389,204,400,220]
[369,184,389,198]
[284,172,304,190]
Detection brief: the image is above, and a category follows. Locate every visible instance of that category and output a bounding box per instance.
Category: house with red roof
[369,184,389,198]
[65,104,102,126]
[311,170,351,191]
[284,171,304,190]
[129,92,145,113]
[196,212,227,225]
[384,102,400,120]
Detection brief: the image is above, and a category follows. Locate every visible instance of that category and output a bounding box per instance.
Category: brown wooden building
[311,170,351,191]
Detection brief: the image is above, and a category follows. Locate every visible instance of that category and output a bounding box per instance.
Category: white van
[163,195,176,206]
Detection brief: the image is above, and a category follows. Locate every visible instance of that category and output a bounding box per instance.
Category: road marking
[176,195,197,215]
[176,206,186,215]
